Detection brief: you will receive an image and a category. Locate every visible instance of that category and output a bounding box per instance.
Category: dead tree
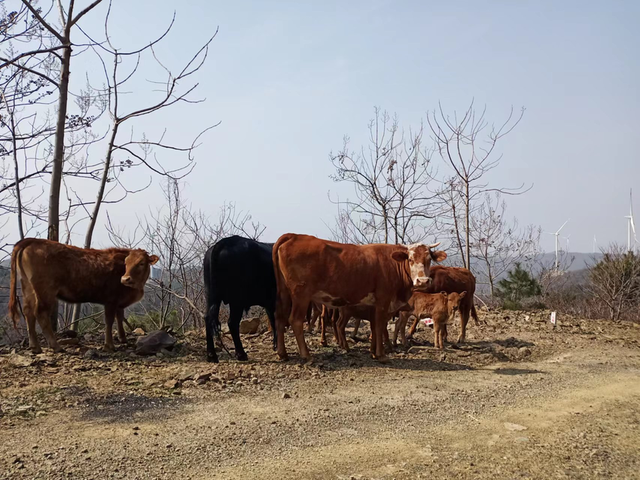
[427,101,527,269]
[470,192,541,296]
[329,108,438,245]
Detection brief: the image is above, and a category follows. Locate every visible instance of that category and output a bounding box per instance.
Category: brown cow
[272,233,446,361]
[394,291,467,348]
[335,305,394,352]
[8,238,158,353]
[405,265,480,343]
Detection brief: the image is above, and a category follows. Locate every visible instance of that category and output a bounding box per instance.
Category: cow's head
[392,242,447,289]
[446,291,466,316]
[121,250,159,288]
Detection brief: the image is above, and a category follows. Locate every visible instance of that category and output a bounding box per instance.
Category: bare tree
[104,178,265,332]
[427,101,526,269]
[585,245,640,320]
[329,108,438,245]
[470,192,541,296]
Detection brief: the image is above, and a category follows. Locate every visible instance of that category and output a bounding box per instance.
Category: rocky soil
[1,310,640,479]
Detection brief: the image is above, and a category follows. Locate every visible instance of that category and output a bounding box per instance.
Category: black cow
[203,236,277,362]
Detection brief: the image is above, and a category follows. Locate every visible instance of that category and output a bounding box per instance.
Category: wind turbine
[547,219,569,270]
[563,234,571,253]
[593,235,598,254]
[625,189,637,253]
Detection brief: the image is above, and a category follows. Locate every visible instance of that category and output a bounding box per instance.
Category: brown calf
[8,238,158,353]
[394,291,467,348]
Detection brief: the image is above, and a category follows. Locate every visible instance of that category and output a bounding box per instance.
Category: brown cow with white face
[272,234,446,362]
[8,238,158,353]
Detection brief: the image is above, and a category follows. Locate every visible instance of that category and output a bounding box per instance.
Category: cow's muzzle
[121,276,133,286]
[413,277,432,290]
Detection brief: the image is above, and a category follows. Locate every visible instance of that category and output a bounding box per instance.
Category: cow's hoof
[320,341,327,347]
[103,345,115,353]
[207,354,219,363]
[375,355,390,363]
[236,352,248,362]
[277,354,289,362]
[31,347,43,354]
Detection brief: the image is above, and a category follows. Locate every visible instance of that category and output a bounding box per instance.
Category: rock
[504,422,527,431]
[58,330,78,339]
[8,354,34,368]
[239,317,261,335]
[59,337,80,346]
[16,405,34,414]
[518,347,531,357]
[136,330,177,356]
[195,373,212,385]
[282,393,291,399]
[132,328,146,336]
[164,379,182,389]
[179,371,196,382]
[84,349,98,360]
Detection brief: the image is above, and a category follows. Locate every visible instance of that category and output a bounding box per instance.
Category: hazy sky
[9,0,640,253]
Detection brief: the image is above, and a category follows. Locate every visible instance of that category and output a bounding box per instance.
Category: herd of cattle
[8,234,481,363]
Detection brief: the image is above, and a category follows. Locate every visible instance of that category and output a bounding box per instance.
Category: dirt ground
[1,310,640,480]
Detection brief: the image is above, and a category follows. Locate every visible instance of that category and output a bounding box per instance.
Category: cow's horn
[427,242,441,249]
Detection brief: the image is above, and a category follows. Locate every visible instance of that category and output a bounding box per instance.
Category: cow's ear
[430,250,447,263]
[391,250,409,262]
[460,291,467,298]
[148,254,160,265]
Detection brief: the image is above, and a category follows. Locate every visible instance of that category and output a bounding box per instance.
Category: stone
[83,349,98,360]
[239,317,261,335]
[132,328,146,336]
[8,354,34,368]
[194,373,212,385]
[282,393,291,399]
[136,330,177,355]
[164,379,182,389]
[504,422,527,431]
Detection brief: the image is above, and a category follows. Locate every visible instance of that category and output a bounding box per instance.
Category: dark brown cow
[272,233,446,361]
[405,265,480,343]
[8,238,158,353]
[335,305,394,352]
[394,291,467,348]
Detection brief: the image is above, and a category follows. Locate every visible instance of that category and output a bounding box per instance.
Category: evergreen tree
[496,263,541,304]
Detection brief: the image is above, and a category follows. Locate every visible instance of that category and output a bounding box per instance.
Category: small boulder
[239,317,262,335]
[136,330,177,356]
[164,379,182,389]
[132,328,146,336]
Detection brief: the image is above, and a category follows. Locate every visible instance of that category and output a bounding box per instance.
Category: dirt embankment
[1,311,640,479]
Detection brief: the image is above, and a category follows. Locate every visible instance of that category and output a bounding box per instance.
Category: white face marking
[359,292,376,305]
[406,244,430,287]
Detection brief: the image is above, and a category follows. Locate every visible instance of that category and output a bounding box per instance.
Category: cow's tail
[272,235,293,329]
[8,241,24,330]
[203,248,221,337]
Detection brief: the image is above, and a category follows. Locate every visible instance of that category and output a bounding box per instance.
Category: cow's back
[205,235,276,310]
[427,266,476,297]
[274,234,409,308]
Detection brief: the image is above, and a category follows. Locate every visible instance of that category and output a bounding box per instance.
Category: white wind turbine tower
[563,234,571,253]
[625,189,637,253]
[593,235,598,254]
[547,219,569,270]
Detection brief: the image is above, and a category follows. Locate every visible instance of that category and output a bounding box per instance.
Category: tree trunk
[47,41,72,332]
[465,181,471,270]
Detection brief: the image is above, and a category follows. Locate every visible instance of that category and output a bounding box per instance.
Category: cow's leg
[307,304,319,333]
[351,317,361,340]
[336,310,349,351]
[331,309,340,344]
[442,323,449,344]
[369,319,377,356]
[320,307,328,347]
[393,312,405,347]
[373,308,389,361]
[290,302,311,361]
[104,305,116,352]
[265,308,277,351]
[407,314,421,340]
[204,300,220,363]
[115,308,127,343]
[22,288,41,354]
[457,307,470,344]
[434,320,443,349]
[33,294,62,353]
[228,304,248,361]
